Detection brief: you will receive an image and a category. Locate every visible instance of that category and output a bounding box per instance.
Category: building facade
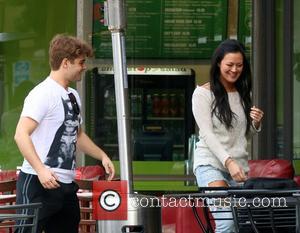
[0,0,299,189]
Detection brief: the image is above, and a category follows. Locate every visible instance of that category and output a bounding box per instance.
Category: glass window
[293,0,300,159]
[0,0,76,169]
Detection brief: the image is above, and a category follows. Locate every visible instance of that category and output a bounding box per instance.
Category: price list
[92,0,228,59]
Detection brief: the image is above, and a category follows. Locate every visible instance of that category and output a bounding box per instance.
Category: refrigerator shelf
[103,116,142,120]
[103,116,184,121]
[174,144,184,148]
[147,117,184,121]
[103,144,184,148]
[103,144,118,147]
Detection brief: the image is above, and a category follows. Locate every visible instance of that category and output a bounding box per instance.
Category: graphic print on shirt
[44,97,79,170]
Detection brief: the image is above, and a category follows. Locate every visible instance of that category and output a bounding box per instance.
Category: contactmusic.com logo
[93,181,128,220]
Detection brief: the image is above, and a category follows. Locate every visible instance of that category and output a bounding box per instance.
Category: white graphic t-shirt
[20,77,82,183]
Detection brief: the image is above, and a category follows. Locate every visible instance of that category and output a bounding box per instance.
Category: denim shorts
[195,165,238,233]
[195,164,238,187]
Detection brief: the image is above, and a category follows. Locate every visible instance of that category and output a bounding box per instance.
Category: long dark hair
[210,39,252,134]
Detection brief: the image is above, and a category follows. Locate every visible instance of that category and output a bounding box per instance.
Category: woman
[192,39,264,232]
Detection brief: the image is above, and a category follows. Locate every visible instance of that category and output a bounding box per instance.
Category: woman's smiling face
[219,52,244,90]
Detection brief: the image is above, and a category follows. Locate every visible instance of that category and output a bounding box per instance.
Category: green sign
[93,0,228,59]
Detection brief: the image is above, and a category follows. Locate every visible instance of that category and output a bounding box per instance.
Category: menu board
[238,0,252,56]
[92,0,228,59]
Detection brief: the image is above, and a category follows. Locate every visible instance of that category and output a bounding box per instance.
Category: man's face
[66,55,87,82]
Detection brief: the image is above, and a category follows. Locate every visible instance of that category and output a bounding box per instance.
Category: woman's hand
[225,158,247,182]
[250,106,264,129]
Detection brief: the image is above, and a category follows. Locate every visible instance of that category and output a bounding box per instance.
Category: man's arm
[77,128,115,180]
[14,117,60,189]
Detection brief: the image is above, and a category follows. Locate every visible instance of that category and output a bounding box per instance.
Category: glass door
[87,66,195,162]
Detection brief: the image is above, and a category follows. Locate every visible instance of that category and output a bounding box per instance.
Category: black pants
[15,171,80,233]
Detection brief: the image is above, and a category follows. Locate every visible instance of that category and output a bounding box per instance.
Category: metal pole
[106,0,133,193]
[252,0,276,159]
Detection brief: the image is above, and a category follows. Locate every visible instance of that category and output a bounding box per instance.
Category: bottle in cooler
[152,93,161,117]
[146,94,153,117]
[169,93,179,117]
[160,93,170,117]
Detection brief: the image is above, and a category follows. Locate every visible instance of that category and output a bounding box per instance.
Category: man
[14,34,115,233]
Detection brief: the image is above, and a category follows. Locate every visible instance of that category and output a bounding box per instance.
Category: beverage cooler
[85,66,195,183]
